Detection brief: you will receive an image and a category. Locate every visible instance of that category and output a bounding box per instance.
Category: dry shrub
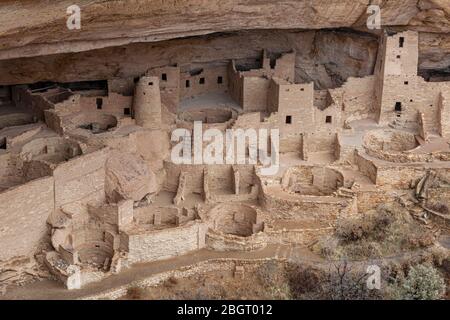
[286,260,382,300]
[126,286,145,300]
[317,203,435,259]
[285,263,326,299]
[256,261,291,299]
[164,276,179,287]
[337,240,383,259]
[256,260,285,288]
[431,246,450,266]
[321,261,383,300]
[337,208,394,243]
[428,202,449,215]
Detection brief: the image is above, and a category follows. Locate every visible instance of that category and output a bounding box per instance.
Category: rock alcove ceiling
[0,0,448,87]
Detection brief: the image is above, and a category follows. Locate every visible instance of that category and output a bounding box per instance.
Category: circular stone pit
[209,203,260,237]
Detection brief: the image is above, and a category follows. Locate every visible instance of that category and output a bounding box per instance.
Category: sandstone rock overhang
[0,0,449,61]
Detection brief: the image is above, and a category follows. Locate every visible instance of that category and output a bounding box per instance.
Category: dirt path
[0,244,322,300]
[1,242,438,300]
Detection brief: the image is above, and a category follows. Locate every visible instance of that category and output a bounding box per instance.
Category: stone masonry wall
[180,66,228,99]
[0,176,54,261]
[53,148,108,208]
[242,76,270,112]
[439,91,450,139]
[124,221,207,264]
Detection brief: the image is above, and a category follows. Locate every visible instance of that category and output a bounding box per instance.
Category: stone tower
[133,76,162,129]
[374,31,420,124]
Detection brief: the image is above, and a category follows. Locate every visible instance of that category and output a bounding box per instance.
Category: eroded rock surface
[105,151,157,203]
[0,1,448,86]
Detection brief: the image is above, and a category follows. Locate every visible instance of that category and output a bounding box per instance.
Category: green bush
[389,264,446,300]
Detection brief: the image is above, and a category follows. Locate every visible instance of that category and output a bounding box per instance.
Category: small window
[133,77,139,83]
[161,73,167,81]
[399,37,405,48]
[148,82,153,86]
[404,81,409,85]
[300,88,304,91]
[285,115,292,124]
[96,98,103,110]
[395,102,402,112]
[217,76,223,84]
[396,55,401,59]
[326,116,332,124]
[124,108,131,115]
[186,80,190,88]
[199,77,205,85]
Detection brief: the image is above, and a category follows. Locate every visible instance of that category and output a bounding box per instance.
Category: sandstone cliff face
[0,29,447,89]
[0,0,448,60]
[0,0,448,86]
[0,30,379,88]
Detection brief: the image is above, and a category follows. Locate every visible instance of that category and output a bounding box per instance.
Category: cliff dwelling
[0,0,449,301]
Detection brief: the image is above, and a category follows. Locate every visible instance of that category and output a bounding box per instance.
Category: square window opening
[96,98,103,110]
[161,73,167,81]
[285,115,292,124]
[326,116,332,124]
[395,102,402,112]
[199,77,205,85]
[124,108,131,116]
[217,76,223,84]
